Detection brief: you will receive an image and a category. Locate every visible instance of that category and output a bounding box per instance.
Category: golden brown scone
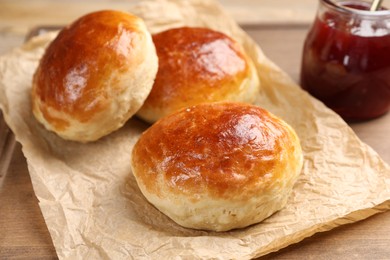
[131,102,303,231]
[136,27,260,123]
[31,10,158,142]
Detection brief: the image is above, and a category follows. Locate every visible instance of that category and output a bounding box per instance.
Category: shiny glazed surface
[141,27,250,115]
[300,1,390,120]
[132,102,300,200]
[32,10,144,129]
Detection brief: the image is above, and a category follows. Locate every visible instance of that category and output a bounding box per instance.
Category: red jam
[300,1,390,120]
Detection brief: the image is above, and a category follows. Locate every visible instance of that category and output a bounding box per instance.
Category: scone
[31,10,158,142]
[136,27,260,123]
[131,102,303,231]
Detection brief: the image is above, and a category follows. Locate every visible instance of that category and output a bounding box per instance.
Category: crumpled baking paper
[0,0,389,259]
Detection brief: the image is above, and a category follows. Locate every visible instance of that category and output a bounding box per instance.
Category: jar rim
[322,0,390,16]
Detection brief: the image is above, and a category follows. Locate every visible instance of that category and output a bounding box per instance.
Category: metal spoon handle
[370,0,384,11]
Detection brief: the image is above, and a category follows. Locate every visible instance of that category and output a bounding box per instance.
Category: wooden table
[1,24,390,259]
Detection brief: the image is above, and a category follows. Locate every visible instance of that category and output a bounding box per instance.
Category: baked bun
[136,27,260,123]
[31,10,158,142]
[131,102,303,231]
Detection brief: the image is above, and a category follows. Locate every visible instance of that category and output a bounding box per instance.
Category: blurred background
[0,0,318,54]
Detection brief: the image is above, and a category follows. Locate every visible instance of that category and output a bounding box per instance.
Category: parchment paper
[1,0,390,259]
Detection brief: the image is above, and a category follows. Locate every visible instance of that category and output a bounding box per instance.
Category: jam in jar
[300,0,390,120]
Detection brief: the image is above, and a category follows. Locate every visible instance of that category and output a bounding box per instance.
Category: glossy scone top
[131,102,303,231]
[32,10,158,142]
[136,27,260,123]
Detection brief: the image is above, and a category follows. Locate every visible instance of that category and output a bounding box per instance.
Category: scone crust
[32,10,158,142]
[137,27,260,123]
[131,102,303,231]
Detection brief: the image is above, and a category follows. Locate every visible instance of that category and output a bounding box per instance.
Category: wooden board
[0,24,389,259]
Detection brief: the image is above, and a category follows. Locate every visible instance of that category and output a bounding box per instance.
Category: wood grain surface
[0,23,390,260]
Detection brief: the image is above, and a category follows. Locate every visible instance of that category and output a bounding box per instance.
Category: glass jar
[300,0,390,120]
